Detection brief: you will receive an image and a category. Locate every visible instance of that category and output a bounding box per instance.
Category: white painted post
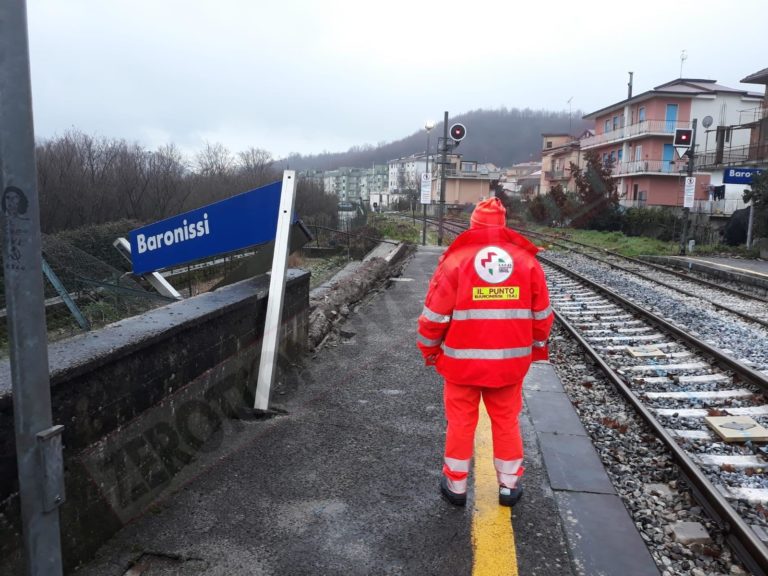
[254,171,297,410]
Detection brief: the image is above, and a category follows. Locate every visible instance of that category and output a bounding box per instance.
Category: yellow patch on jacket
[472,286,520,301]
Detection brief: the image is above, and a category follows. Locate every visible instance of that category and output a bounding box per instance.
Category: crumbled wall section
[308,243,414,349]
[0,270,309,574]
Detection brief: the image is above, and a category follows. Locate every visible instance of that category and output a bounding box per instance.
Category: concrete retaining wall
[0,270,310,574]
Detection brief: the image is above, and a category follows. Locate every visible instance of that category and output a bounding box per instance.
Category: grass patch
[369,214,425,244]
[540,228,680,257]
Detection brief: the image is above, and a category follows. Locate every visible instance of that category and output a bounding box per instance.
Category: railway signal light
[449,123,466,143]
[674,128,693,158]
[674,128,692,147]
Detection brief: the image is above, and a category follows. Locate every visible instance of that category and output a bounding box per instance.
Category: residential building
[540,133,582,194]
[582,78,762,210]
[518,170,542,198]
[323,167,364,201]
[387,154,428,194]
[430,155,502,205]
[740,67,768,167]
[359,164,389,209]
[298,169,324,188]
[499,161,541,197]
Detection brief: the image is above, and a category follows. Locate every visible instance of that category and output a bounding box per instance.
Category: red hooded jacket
[417,226,553,387]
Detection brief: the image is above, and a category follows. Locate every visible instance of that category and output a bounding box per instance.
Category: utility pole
[0,2,65,575]
[679,118,697,255]
[438,111,448,247]
[422,121,434,245]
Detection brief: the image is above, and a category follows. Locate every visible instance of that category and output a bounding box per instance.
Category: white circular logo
[474,246,513,284]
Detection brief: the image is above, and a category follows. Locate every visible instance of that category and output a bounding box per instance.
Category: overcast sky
[25,0,768,161]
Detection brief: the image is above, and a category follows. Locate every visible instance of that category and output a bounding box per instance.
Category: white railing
[581,120,691,149]
[612,159,681,176]
[691,198,747,215]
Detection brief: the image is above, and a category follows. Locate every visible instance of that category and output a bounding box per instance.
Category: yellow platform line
[471,402,518,576]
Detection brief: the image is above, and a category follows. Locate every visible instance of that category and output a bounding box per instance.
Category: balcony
[739,106,768,125]
[612,159,682,176]
[696,143,768,169]
[544,170,568,181]
[442,169,501,180]
[581,120,692,150]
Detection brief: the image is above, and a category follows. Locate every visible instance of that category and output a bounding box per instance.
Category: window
[546,141,553,148]
[638,107,646,122]
[634,145,643,161]
[604,119,611,133]
[610,151,616,163]
[613,116,619,130]
[633,183,639,200]
[618,149,623,161]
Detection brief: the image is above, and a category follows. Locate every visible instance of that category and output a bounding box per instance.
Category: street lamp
[423,120,435,245]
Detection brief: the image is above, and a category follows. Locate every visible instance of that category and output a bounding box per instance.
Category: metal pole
[747,201,755,250]
[438,111,448,247]
[254,171,297,411]
[679,119,697,255]
[0,2,65,574]
[422,128,431,246]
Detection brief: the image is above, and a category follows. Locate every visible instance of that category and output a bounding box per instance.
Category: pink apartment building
[581,79,762,209]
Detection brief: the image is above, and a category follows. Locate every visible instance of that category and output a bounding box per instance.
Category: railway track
[543,255,768,575]
[524,229,768,329]
[410,213,768,571]
[404,213,768,575]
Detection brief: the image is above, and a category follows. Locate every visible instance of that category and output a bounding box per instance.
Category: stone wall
[0,270,309,574]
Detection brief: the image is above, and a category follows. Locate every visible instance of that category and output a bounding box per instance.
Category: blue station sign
[723,167,763,185]
[129,181,290,275]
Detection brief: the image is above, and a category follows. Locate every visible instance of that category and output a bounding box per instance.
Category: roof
[541,133,572,137]
[583,78,761,119]
[742,67,768,84]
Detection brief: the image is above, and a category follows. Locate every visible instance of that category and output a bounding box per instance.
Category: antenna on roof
[680,49,687,78]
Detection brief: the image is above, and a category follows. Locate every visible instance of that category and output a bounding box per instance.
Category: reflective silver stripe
[495,458,524,488]
[533,340,547,348]
[494,458,523,474]
[446,476,467,493]
[421,306,451,324]
[417,333,442,347]
[444,457,471,473]
[453,309,532,321]
[533,305,552,320]
[443,345,532,360]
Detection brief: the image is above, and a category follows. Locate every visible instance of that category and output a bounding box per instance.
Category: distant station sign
[683,177,696,209]
[129,181,290,274]
[420,172,432,204]
[723,167,763,185]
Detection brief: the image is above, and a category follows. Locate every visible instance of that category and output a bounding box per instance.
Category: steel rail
[537,237,768,329]
[547,259,768,575]
[541,254,768,392]
[527,228,768,303]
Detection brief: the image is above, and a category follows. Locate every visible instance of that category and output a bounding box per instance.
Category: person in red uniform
[417,197,553,507]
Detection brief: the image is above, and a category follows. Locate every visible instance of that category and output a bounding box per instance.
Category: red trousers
[442,381,524,494]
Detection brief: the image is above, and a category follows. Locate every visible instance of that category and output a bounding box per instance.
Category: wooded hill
[279,107,592,171]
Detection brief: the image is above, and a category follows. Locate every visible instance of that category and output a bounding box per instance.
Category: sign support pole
[438,111,448,247]
[254,171,296,411]
[679,119,697,255]
[0,1,64,573]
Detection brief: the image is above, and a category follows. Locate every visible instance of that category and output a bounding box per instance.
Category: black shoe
[440,476,467,507]
[499,484,523,507]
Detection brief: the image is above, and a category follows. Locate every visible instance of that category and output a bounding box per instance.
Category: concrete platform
[643,255,768,292]
[70,246,659,576]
